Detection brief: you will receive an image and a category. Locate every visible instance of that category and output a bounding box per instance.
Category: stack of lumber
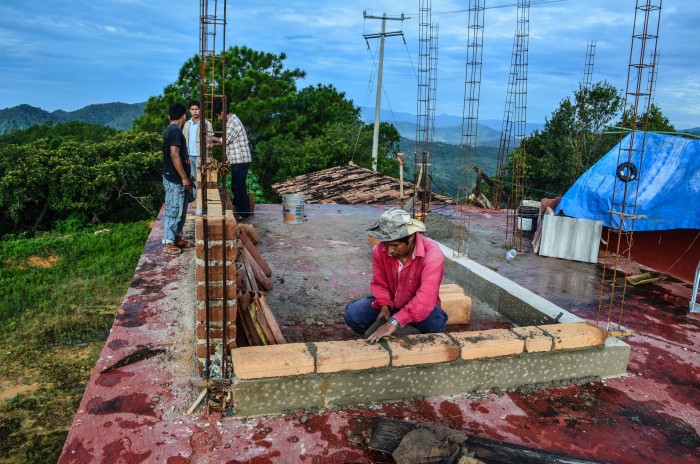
[235,224,286,346]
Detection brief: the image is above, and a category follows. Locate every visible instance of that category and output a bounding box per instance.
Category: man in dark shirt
[162,103,194,255]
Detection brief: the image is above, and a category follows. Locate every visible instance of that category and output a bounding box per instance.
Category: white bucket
[282,194,305,224]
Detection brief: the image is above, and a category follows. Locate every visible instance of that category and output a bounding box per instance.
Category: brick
[195,262,238,282]
[196,282,237,300]
[196,342,217,358]
[196,321,235,339]
[511,326,553,352]
[314,339,390,373]
[439,284,465,295]
[385,333,459,367]
[196,240,238,260]
[537,322,607,350]
[441,293,472,325]
[196,304,237,323]
[195,216,238,240]
[451,329,524,360]
[232,343,314,379]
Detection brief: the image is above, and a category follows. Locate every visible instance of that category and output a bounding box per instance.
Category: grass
[0,221,152,463]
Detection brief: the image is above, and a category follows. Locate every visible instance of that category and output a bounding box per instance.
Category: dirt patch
[26,254,59,268]
[0,381,39,401]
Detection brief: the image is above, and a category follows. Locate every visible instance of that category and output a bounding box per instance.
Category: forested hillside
[399,136,499,200]
[0,102,145,134]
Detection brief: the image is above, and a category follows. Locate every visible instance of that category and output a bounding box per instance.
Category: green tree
[134,45,399,198]
[617,103,675,133]
[509,81,623,199]
[0,131,162,235]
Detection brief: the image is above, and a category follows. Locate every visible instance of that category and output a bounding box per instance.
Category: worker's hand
[182,176,193,189]
[366,321,398,344]
[378,306,392,320]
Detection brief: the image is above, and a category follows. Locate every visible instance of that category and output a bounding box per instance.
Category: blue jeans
[162,177,188,244]
[230,162,250,218]
[189,156,199,200]
[344,297,448,335]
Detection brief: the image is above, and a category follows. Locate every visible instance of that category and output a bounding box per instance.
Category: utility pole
[363,11,406,171]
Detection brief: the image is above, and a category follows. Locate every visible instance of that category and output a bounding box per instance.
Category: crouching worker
[344,208,448,343]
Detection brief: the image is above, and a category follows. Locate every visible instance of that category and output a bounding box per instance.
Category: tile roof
[271,162,454,205]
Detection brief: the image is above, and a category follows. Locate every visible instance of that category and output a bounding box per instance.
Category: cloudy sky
[1,1,698,129]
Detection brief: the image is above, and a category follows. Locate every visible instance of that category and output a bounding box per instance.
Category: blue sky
[1,1,698,129]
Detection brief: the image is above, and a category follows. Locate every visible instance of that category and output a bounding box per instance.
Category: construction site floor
[59,203,699,463]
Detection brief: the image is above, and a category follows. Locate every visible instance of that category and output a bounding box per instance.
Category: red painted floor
[59,204,699,464]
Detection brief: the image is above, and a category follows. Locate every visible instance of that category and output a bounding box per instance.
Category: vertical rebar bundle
[598,0,662,331]
[199,0,229,380]
[454,0,486,257]
[415,0,433,218]
[497,0,530,252]
[573,40,597,182]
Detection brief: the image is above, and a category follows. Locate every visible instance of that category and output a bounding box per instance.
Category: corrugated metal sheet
[539,215,602,263]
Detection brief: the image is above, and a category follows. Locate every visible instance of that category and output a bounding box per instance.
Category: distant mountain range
[0,102,146,134]
[361,107,544,146]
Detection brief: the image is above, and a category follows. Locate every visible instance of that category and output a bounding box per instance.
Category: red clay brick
[537,322,607,350]
[196,240,238,260]
[195,216,238,240]
[196,321,235,339]
[314,339,390,373]
[451,329,524,360]
[385,333,459,367]
[196,342,217,358]
[195,262,238,282]
[441,293,472,325]
[232,343,314,379]
[196,282,237,300]
[196,304,237,323]
[511,326,553,352]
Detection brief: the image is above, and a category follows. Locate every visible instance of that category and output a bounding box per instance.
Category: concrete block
[386,333,459,367]
[441,293,472,324]
[439,284,465,295]
[452,329,524,360]
[314,339,390,373]
[511,326,553,352]
[538,322,607,350]
[232,343,314,379]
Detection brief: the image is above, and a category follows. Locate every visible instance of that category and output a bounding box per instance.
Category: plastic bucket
[282,194,305,224]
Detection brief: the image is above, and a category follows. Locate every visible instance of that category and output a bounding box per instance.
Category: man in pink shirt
[344,208,448,343]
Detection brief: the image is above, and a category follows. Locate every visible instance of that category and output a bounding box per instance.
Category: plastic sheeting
[555,132,700,232]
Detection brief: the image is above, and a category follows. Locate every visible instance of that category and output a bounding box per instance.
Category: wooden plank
[240,232,272,276]
[252,294,277,345]
[243,247,273,291]
[258,294,286,344]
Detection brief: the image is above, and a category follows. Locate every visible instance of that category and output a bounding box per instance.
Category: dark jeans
[344,296,448,335]
[230,162,250,218]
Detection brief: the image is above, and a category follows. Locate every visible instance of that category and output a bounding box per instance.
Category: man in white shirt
[182,100,213,200]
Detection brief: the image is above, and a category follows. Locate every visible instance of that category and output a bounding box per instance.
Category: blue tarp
[555,132,700,232]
